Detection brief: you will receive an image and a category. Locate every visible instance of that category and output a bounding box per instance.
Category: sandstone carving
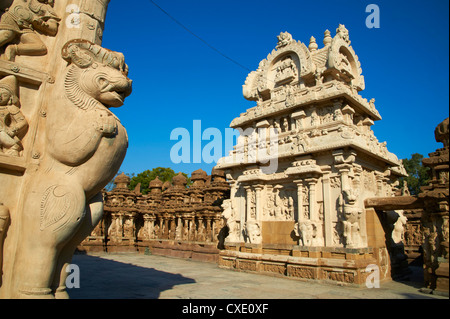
[216,26,408,285]
[0,0,60,61]
[0,75,27,156]
[419,117,449,293]
[0,0,132,298]
[5,39,131,299]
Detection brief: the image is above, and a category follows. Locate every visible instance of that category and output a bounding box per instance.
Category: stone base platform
[137,240,219,263]
[219,243,392,287]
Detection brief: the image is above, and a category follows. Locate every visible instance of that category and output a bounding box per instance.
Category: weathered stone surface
[78,168,230,261]
[0,0,131,299]
[215,26,407,285]
[419,117,449,294]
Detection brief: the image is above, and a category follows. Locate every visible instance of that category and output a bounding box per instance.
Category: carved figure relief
[3,39,132,299]
[294,220,313,246]
[0,75,27,156]
[273,55,298,85]
[339,189,363,248]
[108,213,122,242]
[388,210,407,244]
[264,186,295,221]
[0,0,60,61]
[222,199,240,242]
[244,219,261,244]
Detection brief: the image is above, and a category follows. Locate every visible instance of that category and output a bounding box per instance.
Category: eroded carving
[0,75,27,156]
[0,0,60,61]
[5,39,131,299]
[339,189,363,248]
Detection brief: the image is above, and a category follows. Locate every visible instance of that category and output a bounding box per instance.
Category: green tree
[399,153,430,196]
[129,167,191,194]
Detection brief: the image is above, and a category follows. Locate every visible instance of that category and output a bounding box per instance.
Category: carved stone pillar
[294,180,304,222]
[146,215,156,240]
[254,185,264,221]
[169,216,176,240]
[245,186,253,221]
[123,212,137,243]
[291,110,306,132]
[182,217,189,241]
[163,215,169,239]
[321,167,334,246]
[306,178,318,221]
[205,216,212,242]
[189,217,195,241]
[197,216,205,242]
[375,172,384,197]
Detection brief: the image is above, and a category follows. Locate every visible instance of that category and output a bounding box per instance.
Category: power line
[148,0,251,72]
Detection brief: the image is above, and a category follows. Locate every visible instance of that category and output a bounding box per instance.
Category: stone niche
[215,26,408,286]
[0,0,132,298]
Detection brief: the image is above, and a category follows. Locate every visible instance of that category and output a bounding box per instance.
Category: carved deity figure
[0,75,27,156]
[389,210,407,244]
[2,39,132,299]
[339,189,363,248]
[294,220,314,246]
[108,214,123,242]
[0,0,60,61]
[244,219,261,244]
[221,199,240,242]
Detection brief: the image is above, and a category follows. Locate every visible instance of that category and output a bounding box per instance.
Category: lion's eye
[98,78,110,92]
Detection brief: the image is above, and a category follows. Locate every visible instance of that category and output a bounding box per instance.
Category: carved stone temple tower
[215,26,408,285]
[0,0,132,298]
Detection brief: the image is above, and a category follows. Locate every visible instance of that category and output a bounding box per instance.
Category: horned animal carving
[0,39,132,298]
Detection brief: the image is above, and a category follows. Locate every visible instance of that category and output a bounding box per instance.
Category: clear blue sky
[101,0,449,178]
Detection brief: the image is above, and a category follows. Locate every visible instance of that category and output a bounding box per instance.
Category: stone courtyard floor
[67,252,447,300]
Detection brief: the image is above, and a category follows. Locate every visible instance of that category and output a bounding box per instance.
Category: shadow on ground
[68,254,196,299]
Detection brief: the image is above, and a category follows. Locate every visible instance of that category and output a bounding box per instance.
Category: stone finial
[323,29,332,46]
[114,172,130,189]
[149,176,163,194]
[150,176,163,188]
[191,169,207,187]
[336,24,350,44]
[308,36,318,52]
[434,117,449,148]
[172,172,187,188]
[276,31,294,49]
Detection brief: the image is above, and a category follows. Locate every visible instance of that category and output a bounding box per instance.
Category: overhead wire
[148,0,252,72]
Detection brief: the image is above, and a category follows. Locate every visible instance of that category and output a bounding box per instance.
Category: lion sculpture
[0,39,132,298]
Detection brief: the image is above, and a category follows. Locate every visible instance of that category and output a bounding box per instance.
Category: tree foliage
[399,153,430,196]
[129,167,191,194]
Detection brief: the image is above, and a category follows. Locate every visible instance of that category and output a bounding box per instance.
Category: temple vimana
[80,26,448,293]
[0,0,448,298]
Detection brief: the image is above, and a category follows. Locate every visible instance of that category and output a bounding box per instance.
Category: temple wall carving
[215,26,410,286]
[78,168,230,262]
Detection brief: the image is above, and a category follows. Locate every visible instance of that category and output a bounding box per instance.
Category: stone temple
[214,26,409,285]
[0,0,447,297]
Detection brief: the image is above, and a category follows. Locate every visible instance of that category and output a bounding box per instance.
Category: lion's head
[62,39,132,110]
